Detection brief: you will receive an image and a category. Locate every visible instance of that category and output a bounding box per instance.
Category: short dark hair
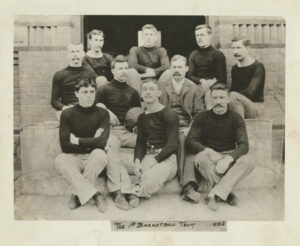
[74,77,96,91]
[195,24,212,34]
[232,35,251,47]
[111,55,128,69]
[142,24,157,33]
[141,78,160,89]
[210,83,229,94]
[88,29,105,39]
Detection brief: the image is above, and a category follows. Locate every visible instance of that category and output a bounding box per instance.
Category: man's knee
[194,151,210,170]
[90,149,107,162]
[141,172,164,195]
[106,135,121,153]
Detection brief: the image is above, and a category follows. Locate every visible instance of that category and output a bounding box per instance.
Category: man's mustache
[173,72,181,76]
[213,103,223,108]
[234,54,240,57]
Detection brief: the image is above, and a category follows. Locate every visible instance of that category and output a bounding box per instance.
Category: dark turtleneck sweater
[95,79,141,124]
[134,107,179,163]
[128,46,170,77]
[51,66,96,110]
[59,104,110,154]
[82,53,114,81]
[231,60,265,102]
[188,45,227,85]
[186,109,249,160]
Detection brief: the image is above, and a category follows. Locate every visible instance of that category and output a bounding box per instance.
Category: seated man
[54,77,109,212]
[128,24,170,80]
[182,83,253,211]
[188,24,227,109]
[96,55,142,148]
[229,36,265,119]
[83,29,141,93]
[159,54,205,129]
[51,43,96,119]
[133,79,179,199]
[159,54,205,184]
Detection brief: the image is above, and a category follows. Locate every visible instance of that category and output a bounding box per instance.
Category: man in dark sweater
[182,83,253,211]
[133,79,179,199]
[96,55,142,210]
[83,29,141,93]
[51,43,96,119]
[128,24,170,80]
[96,55,142,148]
[229,36,265,118]
[188,24,227,110]
[54,77,109,212]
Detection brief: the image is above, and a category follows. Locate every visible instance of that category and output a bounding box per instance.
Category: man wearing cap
[181,83,253,211]
[188,24,227,110]
[128,24,170,80]
[51,43,96,119]
[229,36,265,119]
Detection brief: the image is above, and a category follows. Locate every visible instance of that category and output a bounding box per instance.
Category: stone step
[17,119,282,196]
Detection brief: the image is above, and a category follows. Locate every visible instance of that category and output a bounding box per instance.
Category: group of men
[50,23,265,212]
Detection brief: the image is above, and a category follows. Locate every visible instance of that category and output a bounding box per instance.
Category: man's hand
[134,159,142,177]
[62,105,73,111]
[70,133,79,145]
[94,128,104,138]
[215,155,234,175]
[109,111,120,126]
[139,68,156,78]
[141,155,158,173]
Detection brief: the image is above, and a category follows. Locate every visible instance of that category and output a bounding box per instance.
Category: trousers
[54,149,107,205]
[182,150,255,200]
[229,91,264,119]
[110,126,137,148]
[135,154,177,198]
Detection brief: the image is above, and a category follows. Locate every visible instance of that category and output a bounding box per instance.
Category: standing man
[133,79,179,199]
[229,36,265,119]
[83,29,141,93]
[188,24,227,109]
[51,43,96,119]
[54,77,109,212]
[96,55,142,148]
[182,83,253,211]
[128,24,170,80]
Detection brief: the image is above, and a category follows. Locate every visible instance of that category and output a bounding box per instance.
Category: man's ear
[75,90,79,99]
[185,66,189,73]
[157,89,162,97]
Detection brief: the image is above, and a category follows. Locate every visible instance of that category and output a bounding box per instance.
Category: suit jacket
[159,78,205,124]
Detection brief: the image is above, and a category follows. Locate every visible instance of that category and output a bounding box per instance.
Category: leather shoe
[93,192,107,213]
[204,195,219,211]
[114,191,130,210]
[128,194,140,208]
[68,194,81,209]
[182,184,201,203]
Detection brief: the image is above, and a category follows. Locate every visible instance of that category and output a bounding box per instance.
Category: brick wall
[18,49,68,127]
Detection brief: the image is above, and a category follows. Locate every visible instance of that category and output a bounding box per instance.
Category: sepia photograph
[13,15,285,224]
